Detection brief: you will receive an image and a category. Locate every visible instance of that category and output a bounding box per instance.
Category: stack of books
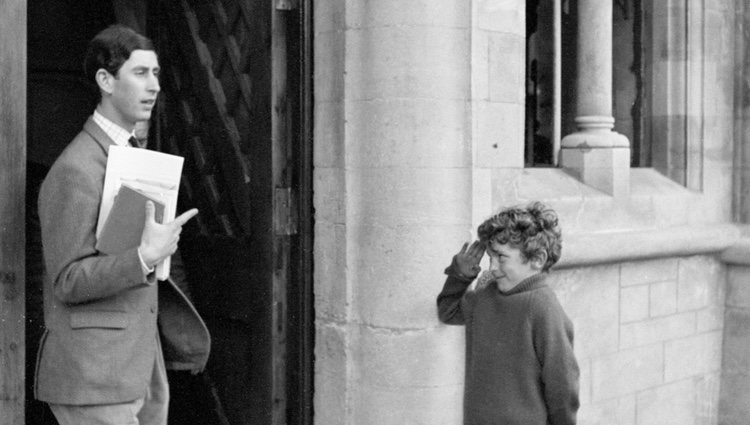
[95,145,184,280]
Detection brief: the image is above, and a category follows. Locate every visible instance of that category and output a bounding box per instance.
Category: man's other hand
[138,201,198,268]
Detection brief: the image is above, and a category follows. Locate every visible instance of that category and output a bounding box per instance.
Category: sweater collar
[498,273,547,295]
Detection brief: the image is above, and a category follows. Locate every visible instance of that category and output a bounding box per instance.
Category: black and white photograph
[0,1,747,424]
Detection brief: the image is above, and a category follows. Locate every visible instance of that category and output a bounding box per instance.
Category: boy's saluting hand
[451,240,485,279]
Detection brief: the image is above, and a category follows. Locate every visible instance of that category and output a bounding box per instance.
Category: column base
[560,131,630,198]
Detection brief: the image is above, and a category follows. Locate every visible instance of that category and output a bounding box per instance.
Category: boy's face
[486,241,540,292]
[101,49,160,130]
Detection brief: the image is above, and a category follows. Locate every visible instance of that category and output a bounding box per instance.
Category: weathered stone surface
[696,305,724,332]
[726,266,750,309]
[347,0,469,29]
[636,379,695,425]
[474,102,524,168]
[620,285,649,323]
[313,168,345,223]
[474,0,524,34]
[314,222,348,322]
[621,258,679,287]
[578,396,636,425]
[314,324,349,425]
[488,32,525,103]
[347,168,472,227]
[313,101,344,168]
[722,308,750,375]
[351,385,464,425]
[345,26,470,101]
[313,0,345,34]
[664,332,723,382]
[619,313,695,349]
[719,373,750,425]
[678,256,722,312]
[313,30,345,103]
[649,280,678,317]
[549,266,620,357]
[346,98,471,168]
[350,223,473,328]
[350,326,464,388]
[591,345,663,401]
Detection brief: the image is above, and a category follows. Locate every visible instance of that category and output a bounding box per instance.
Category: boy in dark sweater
[437,201,579,425]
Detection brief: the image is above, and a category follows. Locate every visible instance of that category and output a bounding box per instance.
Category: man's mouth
[141,99,156,106]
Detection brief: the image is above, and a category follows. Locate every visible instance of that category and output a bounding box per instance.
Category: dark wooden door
[149,1,312,424]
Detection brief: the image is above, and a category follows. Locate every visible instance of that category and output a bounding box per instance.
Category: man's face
[106,49,160,129]
[486,241,539,292]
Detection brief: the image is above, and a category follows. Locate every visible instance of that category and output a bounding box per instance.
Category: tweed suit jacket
[35,117,211,405]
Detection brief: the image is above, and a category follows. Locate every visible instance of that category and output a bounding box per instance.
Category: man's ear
[95,69,114,95]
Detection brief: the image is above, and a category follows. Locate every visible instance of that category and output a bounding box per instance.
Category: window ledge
[489,166,740,267]
[558,223,744,269]
[493,167,722,234]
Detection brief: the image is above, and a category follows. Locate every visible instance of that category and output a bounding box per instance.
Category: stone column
[313,2,472,424]
[560,0,630,197]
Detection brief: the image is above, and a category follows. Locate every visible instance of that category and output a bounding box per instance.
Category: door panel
[151,1,295,423]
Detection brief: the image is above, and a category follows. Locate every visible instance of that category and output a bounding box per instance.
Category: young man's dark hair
[83,24,155,82]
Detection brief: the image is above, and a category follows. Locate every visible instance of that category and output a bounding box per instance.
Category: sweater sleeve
[436,269,474,325]
[532,292,580,425]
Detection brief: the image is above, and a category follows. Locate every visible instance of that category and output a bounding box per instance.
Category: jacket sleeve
[436,265,475,325]
[39,160,151,304]
[532,293,580,425]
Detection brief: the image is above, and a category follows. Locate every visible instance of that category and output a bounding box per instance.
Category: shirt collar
[92,110,135,147]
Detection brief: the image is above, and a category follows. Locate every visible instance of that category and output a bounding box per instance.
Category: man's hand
[139,201,198,269]
[451,240,485,279]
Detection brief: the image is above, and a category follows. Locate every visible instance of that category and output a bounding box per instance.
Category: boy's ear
[531,251,547,270]
[95,68,114,95]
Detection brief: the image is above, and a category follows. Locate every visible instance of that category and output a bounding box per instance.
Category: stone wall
[551,257,724,424]
[719,244,750,425]
[313,1,473,423]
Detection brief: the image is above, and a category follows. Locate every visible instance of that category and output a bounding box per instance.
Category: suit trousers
[49,335,169,425]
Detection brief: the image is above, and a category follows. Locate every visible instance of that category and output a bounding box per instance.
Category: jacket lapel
[82,117,116,156]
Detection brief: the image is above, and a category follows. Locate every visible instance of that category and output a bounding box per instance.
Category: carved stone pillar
[560,0,630,197]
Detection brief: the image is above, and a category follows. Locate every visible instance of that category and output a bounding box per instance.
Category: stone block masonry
[548,255,724,424]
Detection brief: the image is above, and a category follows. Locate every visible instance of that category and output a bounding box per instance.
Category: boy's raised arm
[436,241,484,325]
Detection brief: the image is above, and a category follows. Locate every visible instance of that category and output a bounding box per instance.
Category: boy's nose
[489,256,500,271]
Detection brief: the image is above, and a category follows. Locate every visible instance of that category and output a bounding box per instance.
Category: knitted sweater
[437,271,579,425]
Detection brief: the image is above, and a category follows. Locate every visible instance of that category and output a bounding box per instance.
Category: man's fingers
[458,242,469,255]
[172,208,199,226]
[144,201,155,224]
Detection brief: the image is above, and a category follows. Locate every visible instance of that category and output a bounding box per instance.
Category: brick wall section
[549,256,725,425]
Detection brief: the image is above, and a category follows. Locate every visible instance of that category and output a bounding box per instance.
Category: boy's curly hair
[477,201,562,271]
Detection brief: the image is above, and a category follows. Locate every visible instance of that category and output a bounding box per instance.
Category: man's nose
[148,74,160,93]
